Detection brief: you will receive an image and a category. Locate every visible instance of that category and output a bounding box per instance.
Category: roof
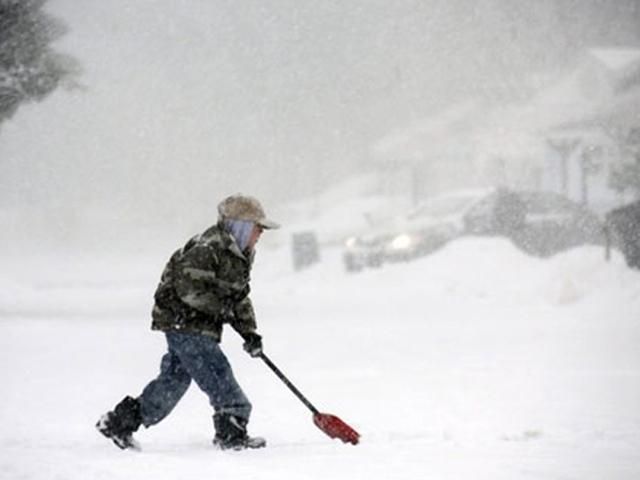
[588,48,640,72]
[550,84,640,133]
[371,101,481,160]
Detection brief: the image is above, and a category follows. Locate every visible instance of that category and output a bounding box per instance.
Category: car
[382,189,491,262]
[605,200,640,269]
[342,188,605,271]
[464,189,606,257]
[343,189,494,271]
[343,229,394,272]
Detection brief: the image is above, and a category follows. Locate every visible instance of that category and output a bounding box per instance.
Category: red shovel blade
[313,413,360,445]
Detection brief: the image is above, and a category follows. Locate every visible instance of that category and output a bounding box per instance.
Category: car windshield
[520,193,574,214]
[409,194,481,218]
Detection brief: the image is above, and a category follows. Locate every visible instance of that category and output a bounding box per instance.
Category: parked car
[605,200,640,269]
[342,188,605,271]
[463,189,606,256]
[342,223,399,272]
[382,189,490,262]
[343,189,493,271]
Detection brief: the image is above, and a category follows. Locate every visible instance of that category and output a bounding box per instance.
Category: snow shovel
[258,351,360,445]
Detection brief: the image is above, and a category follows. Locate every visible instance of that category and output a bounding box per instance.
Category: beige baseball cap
[217,194,280,229]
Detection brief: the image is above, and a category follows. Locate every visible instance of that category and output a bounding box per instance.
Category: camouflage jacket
[151,223,257,341]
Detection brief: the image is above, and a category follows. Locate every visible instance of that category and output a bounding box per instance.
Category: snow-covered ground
[1,237,639,479]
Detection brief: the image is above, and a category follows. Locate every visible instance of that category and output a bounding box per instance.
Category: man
[96,194,279,450]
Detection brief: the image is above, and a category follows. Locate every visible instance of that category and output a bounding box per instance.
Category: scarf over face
[224,219,256,253]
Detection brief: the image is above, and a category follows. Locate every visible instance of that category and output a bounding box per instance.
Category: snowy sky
[0,0,638,250]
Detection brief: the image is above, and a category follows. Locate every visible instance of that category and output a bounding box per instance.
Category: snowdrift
[1,238,639,480]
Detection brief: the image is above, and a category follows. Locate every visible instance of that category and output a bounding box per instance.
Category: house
[370,47,640,212]
[544,48,640,211]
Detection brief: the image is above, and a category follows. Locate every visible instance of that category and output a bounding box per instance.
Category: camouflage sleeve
[231,295,257,335]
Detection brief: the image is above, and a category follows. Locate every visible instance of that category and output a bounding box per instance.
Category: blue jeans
[138,332,252,427]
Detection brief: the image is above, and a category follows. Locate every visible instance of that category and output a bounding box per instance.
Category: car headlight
[345,237,357,248]
[390,233,413,250]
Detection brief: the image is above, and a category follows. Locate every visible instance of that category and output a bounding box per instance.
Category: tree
[0,0,79,125]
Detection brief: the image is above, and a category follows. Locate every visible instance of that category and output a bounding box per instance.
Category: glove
[242,332,263,358]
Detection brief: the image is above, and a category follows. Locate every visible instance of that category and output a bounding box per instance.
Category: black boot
[213,413,266,450]
[96,396,143,450]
